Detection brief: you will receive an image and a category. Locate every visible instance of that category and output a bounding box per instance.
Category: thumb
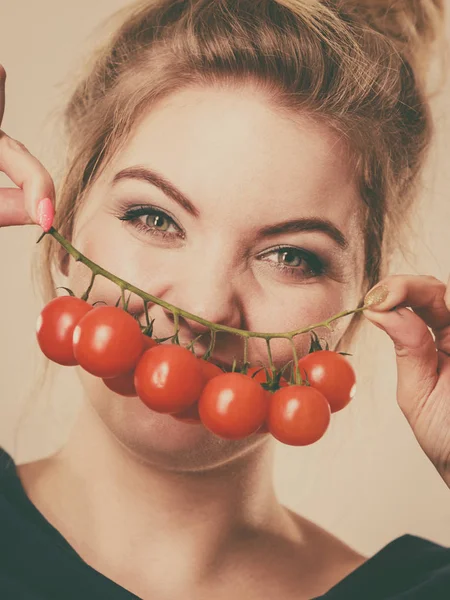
[364,307,438,421]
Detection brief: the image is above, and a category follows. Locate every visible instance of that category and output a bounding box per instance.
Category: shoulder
[320,534,450,599]
[0,445,52,516]
[285,507,368,594]
[0,446,21,497]
[0,446,16,475]
[377,533,450,571]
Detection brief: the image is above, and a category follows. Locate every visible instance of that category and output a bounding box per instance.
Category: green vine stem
[42,227,371,345]
[172,312,180,344]
[265,339,275,377]
[242,338,249,373]
[81,272,96,302]
[289,338,303,385]
[143,300,151,328]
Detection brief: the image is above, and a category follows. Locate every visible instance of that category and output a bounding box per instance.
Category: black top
[0,447,449,599]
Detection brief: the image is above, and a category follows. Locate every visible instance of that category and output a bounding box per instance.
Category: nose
[161,266,244,337]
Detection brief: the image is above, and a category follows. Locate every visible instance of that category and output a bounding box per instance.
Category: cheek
[67,220,165,305]
[248,282,358,366]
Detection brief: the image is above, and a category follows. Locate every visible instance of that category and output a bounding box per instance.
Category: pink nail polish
[36,198,54,232]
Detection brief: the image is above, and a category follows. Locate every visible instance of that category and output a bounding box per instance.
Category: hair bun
[337,0,445,81]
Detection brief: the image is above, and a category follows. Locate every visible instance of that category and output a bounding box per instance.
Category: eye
[144,212,173,232]
[117,204,184,239]
[258,246,326,279]
[275,248,304,267]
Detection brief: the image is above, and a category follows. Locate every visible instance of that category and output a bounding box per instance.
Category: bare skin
[2,68,370,599]
[17,403,366,600]
[2,4,450,593]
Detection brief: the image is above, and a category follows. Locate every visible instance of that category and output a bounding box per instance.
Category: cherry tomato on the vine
[256,391,272,434]
[102,335,158,397]
[246,366,289,389]
[297,350,356,413]
[73,306,144,378]
[135,345,204,414]
[199,359,224,381]
[172,359,224,424]
[268,385,331,446]
[198,372,267,439]
[245,367,288,434]
[170,403,202,424]
[142,335,159,351]
[103,370,138,397]
[36,296,92,366]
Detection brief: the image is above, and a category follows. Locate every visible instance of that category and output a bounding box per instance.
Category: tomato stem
[172,312,180,345]
[289,339,303,385]
[81,272,96,302]
[187,334,204,352]
[41,227,369,341]
[265,339,275,378]
[203,330,216,361]
[242,338,250,374]
[120,287,127,310]
[143,300,150,327]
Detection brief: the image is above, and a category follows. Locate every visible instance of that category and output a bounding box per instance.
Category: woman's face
[63,84,365,470]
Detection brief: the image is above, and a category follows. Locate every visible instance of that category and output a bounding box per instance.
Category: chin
[80,373,269,473]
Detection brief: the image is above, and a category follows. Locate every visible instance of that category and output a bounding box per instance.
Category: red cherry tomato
[172,359,224,424]
[246,366,269,384]
[135,345,204,414]
[73,306,143,378]
[103,370,138,397]
[142,335,158,351]
[198,373,267,439]
[256,390,273,434]
[268,385,331,446]
[245,367,288,434]
[297,350,356,413]
[170,403,201,424]
[103,335,158,397]
[199,359,224,381]
[36,296,92,366]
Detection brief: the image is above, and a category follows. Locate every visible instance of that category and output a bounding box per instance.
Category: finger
[365,275,450,332]
[0,188,33,227]
[0,130,55,226]
[0,65,5,125]
[364,306,438,421]
[445,274,450,312]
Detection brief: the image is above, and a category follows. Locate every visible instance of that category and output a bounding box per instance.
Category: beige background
[0,1,449,557]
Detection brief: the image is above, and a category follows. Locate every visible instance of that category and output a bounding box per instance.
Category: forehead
[100,85,362,235]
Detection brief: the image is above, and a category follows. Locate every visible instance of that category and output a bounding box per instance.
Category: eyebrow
[112,165,349,250]
[112,166,199,217]
[259,218,349,250]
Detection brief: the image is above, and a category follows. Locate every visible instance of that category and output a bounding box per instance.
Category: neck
[30,401,292,595]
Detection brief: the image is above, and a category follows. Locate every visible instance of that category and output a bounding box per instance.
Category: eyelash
[258,245,326,279]
[118,203,185,240]
[117,203,326,279]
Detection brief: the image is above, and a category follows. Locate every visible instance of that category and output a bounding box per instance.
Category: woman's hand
[364,274,450,487]
[0,64,55,230]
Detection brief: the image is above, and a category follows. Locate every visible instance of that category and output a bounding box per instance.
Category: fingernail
[36,198,54,232]
[364,284,389,308]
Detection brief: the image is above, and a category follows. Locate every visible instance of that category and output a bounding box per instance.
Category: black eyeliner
[260,244,326,275]
[115,201,185,240]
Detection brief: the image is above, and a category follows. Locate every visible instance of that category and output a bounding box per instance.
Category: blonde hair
[35,0,444,345]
